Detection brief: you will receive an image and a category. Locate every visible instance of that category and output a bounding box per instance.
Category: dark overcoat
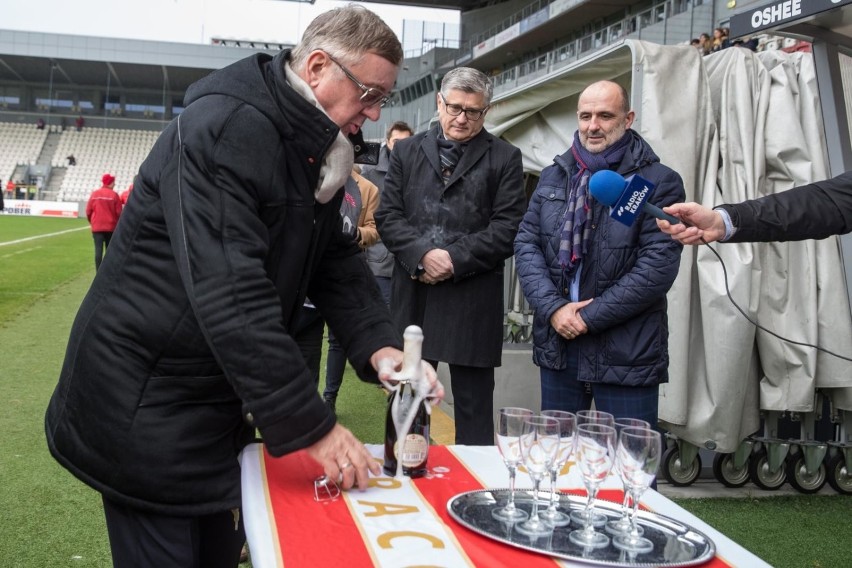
[376,125,525,367]
[44,51,399,516]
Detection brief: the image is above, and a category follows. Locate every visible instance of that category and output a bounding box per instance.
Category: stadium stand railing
[0,122,49,186]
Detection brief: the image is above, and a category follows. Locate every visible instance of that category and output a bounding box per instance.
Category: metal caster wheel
[748,449,787,490]
[662,446,702,486]
[826,453,852,495]
[785,455,826,494]
[712,453,750,488]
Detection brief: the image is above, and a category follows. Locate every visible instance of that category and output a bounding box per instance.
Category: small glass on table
[515,415,561,536]
[568,423,617,549]
[538,410,576,527]
[492,407,534,522]
[606,417,651,537]
[612,426,662,554]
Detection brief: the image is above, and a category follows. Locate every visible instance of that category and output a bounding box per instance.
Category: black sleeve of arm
[159,106,333,457]
[723,171,852,242]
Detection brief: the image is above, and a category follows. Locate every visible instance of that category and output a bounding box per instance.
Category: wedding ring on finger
[339,461,352,470]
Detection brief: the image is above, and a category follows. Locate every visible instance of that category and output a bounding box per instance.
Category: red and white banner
[2,199,79,217]
[240,444,769,567]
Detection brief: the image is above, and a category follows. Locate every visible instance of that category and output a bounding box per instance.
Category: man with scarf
[513,80,684,427]
[376,67,526,446]
[44,6,444,566]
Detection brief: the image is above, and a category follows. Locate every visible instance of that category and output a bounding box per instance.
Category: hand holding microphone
[656,202,727,245]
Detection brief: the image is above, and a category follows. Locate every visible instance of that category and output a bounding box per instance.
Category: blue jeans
[539,344,659,429]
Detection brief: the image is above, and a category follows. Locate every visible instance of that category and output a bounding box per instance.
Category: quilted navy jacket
[514,132,684,387]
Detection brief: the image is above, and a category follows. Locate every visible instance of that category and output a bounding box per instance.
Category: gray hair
[440,67,494,107]
[291,4,403,70]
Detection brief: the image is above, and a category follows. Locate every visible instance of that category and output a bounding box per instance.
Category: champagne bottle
[383,326,430,478]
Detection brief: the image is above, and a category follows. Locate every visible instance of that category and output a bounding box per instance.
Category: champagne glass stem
[620,489,631,524]
[582,484,599,532]
[506,466,518,512]
[628,489,641,536]
[547,469,558,511]
[529,478,541,521]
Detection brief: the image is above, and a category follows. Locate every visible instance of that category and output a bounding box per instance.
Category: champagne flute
[612,427,662,554]
[539,410,576,527]
[606,418,651,536]
[492,407,534,522]
[516,415,560,537]
[576,409,615,427]
[569,410,615,529]
[568,423,617,549]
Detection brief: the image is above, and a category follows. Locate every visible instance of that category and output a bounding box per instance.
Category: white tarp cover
[487,40,852,453]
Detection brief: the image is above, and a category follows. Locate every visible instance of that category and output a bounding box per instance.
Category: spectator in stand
[120,183,133,206]
[5,179,14,198]
[360,120,413,304]
[732,37,759,51]
[37,118,45,130]
[710,27,730,52]
[75,115,85,131]
[84,173,123,271]
[66,154,77,166]
[698,32,712,55]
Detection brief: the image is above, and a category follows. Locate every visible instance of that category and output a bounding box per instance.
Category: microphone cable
[700,237,852,362]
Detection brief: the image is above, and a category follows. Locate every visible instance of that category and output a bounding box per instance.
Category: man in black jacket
[657,171,852,243]
[44,6,442,567]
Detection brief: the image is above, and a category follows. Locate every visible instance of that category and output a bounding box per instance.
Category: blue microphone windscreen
[589,170,627,207]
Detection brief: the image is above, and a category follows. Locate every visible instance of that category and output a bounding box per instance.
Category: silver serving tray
[447,489,715,567]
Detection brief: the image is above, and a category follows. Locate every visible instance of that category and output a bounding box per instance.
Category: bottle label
[395,433,429,467]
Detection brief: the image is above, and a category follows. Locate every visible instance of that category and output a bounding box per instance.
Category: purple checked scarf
[558,130,633,275]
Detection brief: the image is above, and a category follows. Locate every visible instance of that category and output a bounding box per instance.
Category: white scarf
[284,63,354,204]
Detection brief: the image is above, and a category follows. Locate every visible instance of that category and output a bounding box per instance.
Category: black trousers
[102,496,245,568]
[429,361,495,446]
[92,231,113,271]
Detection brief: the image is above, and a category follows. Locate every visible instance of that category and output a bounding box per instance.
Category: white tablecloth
[240,443,770,567]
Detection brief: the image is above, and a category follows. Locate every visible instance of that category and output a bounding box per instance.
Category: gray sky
[2,0,459,48]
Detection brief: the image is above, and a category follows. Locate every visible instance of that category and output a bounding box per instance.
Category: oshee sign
[730,0,852,37]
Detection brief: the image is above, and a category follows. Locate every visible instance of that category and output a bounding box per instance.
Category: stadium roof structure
[0,29,281,94]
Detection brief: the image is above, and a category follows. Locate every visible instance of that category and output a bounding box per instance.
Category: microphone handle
[644,202,682,225]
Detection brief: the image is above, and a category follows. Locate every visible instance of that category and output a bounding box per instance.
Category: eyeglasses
[326,53,391,108]
[440,93,488,121]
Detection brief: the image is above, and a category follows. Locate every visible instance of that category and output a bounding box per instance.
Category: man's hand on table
[306,424,379,491]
